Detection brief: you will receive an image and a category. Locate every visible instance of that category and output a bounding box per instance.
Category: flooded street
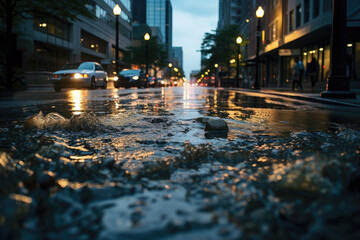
[1,86,360,239]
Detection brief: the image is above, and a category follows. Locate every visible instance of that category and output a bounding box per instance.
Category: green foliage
[200,25,246,77]
[124,36,169,75]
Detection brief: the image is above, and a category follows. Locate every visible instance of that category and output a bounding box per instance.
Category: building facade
[218,0,250,30]
[9,0,132,80]
[132,0,147,24]
[146,0,173,56]
[246,0,360,89]
[172,47,183,69]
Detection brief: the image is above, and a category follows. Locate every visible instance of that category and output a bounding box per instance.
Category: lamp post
[214,63,219,87]
[236,36,242,88]
[168,63,172,81]
[113,4,121,75]
[144,33,150,76]
[320,0,355,98]
[254,6,264,90]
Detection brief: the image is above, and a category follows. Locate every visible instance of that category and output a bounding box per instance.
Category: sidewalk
[258,88,360,107]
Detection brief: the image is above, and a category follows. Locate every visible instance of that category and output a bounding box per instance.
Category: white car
[50,62,108,92]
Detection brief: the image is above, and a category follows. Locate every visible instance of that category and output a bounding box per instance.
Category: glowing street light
[144,32,150,41]
[256,6,264,18]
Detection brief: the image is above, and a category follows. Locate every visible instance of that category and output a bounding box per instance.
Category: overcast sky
[172,0,219,79]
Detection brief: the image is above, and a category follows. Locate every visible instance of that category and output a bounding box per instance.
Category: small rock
[349,170,360,192]
[37,171,56,189]
[205,119,229,132]
[102,158,115,169]
[151,118,168,123]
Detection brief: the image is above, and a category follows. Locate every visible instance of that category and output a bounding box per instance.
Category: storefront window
[354,43,360,80]
[323,45,331,81]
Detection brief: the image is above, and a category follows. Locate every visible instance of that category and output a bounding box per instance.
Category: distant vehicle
[146,77,156,88]
[159,78,170,87]
[114,70,149,89]
[50,62,107,92]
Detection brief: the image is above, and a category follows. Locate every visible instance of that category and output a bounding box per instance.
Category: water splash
[24,111,103,131]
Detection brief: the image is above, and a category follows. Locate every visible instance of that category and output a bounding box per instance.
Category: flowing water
[0,87,360,239]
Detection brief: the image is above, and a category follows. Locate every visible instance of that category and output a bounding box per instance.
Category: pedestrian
[307,57,319,90]
[292,57,304,91]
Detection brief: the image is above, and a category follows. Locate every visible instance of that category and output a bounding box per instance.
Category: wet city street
[1,86,360,239]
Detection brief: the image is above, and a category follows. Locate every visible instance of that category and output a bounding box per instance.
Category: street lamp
[236,36,242,88]
[144,33,150,76]
[168,63,172,81]
[254,6,264,90]
[320,0,355,98]
[113,4,121,75]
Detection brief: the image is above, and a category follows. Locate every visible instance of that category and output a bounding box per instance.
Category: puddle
[0,87,360,239]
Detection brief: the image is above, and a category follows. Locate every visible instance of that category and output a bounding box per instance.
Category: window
[270,0,278,9]
[313,0,320,18]
[289,10,295,32]
[33,15,70,41]
[95,64,104,71]
[269,20,278,42]
[323,0,331,12]
[296,5,302,28]
[304,0,310,23]
[81,30,107,54]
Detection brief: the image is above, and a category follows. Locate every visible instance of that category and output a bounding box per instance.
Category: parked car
[50,62,107,92]
[114,70,149,89]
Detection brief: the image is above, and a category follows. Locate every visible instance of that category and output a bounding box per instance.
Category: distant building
[172,47,183,69]
[190,70,200,84]
[1,0,132,82]
[132,0,147,24]
[146,0,173,56]
[218,0,250,30]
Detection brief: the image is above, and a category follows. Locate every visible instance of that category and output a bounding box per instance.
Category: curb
[261,90,360,107]
[227,88,360,108]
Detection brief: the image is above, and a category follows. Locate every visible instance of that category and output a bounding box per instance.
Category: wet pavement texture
[1,87,360,240]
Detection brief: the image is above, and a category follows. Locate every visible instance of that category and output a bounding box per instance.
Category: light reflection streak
[68,90,86,115]
[9,194,32,204]
[183,86,190,109]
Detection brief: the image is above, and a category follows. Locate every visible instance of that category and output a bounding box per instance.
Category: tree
[200,25,246,80]
[124,36,169,77]
[0,0,94,89]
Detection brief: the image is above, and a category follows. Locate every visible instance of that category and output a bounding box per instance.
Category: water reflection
[67,90,87,115]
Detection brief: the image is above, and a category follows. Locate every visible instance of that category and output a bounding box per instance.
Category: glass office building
[146,0,173,56]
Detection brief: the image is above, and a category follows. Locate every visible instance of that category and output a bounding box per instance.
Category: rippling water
[1,87,360,239]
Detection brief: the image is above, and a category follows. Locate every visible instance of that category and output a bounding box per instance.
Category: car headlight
[132,76,139,80]
[113,76,119,81]
[74,73,83,79]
